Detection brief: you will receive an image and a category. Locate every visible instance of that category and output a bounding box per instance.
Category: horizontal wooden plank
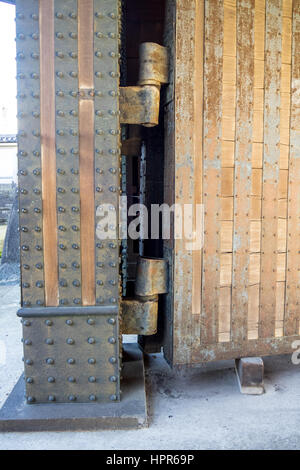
[221,197,234,220]
[222,140,235,167]
[221,167,234,196]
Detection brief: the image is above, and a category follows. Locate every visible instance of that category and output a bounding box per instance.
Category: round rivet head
[26,377,33,384]
[68,395,76,402]
[48,377,55,383]
[66,319,73,326]
[24,339,32,346]
[27,396,35,404]
[67,338,74,345]
[88,358,96,365]
[67,358,75,365]
[109,376,117,383]
[110,394,117,401]
[46,358,54,365]
[68,376,76,383]
[46,338,54,345]
[48,395,56,402]
[88,337,95,344]
[23,320,31,327]
[73,298,81,305]
[108,318,116,325]
[26,359,33,366]
[89,395,96,401]
[108,337,116,344]
[87,319,95,325]
[88,376,96,384]
[96,297,104,304]
[45,320,52,326]
[109,357,117,364]
[69,12,77,19]
[56,12,63,19]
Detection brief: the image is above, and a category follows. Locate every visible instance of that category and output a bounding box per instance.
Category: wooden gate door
[163,0,300,366]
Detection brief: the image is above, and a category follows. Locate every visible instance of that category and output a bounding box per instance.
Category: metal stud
[27,396,35,404]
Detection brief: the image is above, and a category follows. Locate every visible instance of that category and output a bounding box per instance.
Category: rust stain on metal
[135,257,168,297]
[120,86,160,127]
[122,298,158,335]
[138,42,169,87]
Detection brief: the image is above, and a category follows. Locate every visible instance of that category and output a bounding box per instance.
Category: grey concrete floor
[0,284,300,450]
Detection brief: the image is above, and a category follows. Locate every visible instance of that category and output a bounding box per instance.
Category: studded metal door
[16,0,122,404]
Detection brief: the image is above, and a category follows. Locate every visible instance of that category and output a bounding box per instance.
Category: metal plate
[20,310,119,403]
[16,0,122,403]
[16,0,45,308]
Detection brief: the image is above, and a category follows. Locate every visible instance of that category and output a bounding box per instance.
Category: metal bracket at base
[122,257,168,336]
[0,344,147,432]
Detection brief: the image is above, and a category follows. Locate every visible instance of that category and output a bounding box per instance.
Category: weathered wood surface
[164,0,300,365]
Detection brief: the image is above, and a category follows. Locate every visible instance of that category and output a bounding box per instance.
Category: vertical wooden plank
[192,0,204,315]
[39,0,59,306]
[201,0,223,345]
[259,0,282,338]
[231,0,254,344]
[276,0,293,336]
[172,0,195,363]
[78,0,95,305]
[284,0,300,336]
[219,0,236,342]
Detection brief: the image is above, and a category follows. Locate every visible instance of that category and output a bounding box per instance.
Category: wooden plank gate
[163,0,300,366]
